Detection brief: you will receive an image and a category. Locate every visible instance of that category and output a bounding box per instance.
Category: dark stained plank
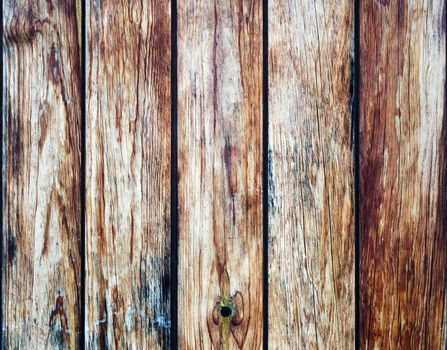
[359,0,446,348]
[177,0,263,348]
[268,0,355,348]
[2,0,82,348]
[85,0,171,348]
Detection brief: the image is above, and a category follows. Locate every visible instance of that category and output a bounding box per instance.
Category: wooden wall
[1,0,446,349]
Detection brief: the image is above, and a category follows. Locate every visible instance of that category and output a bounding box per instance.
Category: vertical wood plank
[268,0,355,348]
[177,1,263,348]
[359,0,446,348]
[2,0,82,348]
[86,1,171,348]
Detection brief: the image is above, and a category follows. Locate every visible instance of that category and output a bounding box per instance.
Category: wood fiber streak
[86,1,171,348]
[178,0,263,348]
[2,0,82,348]
[268,0,355,348]
[359,0,446,348]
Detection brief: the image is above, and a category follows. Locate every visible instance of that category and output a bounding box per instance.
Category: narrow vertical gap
[170,0,179,348]
[443,74,447,350]
[80,0,86,349]
[262,0,269,349]
[0,0,4,347]
[353,0,361,348]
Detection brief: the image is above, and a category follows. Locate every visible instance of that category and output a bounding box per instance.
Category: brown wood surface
[85,0,171,348]
[2,0,82,348]
[177,0,263,348]
[268,0,355,348]
[359,0,446,348]
[2,0,447,348]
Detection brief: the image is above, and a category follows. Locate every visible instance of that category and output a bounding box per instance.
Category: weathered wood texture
[268,0,355,348]
[2,0,82,348]
[86,0,171,348]
[359,0,446,348]
[177,0,263,348]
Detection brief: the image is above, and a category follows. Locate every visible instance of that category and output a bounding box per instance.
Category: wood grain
[85,1,171,348]
[268,0,355,348]
[2,0,82,348]
[177,0,263,348]
[359,0,446,348]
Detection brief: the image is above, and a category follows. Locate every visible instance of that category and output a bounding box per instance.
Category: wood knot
[208,270,248,349]
[209,290,246,349]
[212,291,244,326]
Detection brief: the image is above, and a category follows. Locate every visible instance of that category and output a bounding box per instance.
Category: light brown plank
[177,1,263,348]
[2,0,82,348]
[359,0,446,348]
[85,1,171,348]
[268,0,355,348]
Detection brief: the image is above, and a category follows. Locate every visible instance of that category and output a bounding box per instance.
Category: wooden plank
[359,0,446,348]
[85,1,171,348]
[177,1,263,348]
[268,0,355,348]
[2,0,82,348]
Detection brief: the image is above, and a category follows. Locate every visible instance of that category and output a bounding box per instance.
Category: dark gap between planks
[262,0,269,350]
[0,0,4,347]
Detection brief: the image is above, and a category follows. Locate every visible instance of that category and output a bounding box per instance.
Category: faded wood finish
[268,0,355,348]
[86,0,171,348]
[2,0,82,348]
[359,0,446,348]
[177,0,263,348]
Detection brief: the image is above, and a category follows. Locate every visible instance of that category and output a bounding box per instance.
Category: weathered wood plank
[86,1,171,348]
[2,0,82,348]
[177,1,263,348]
[268,0,355,348]
[359,0,446,348]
